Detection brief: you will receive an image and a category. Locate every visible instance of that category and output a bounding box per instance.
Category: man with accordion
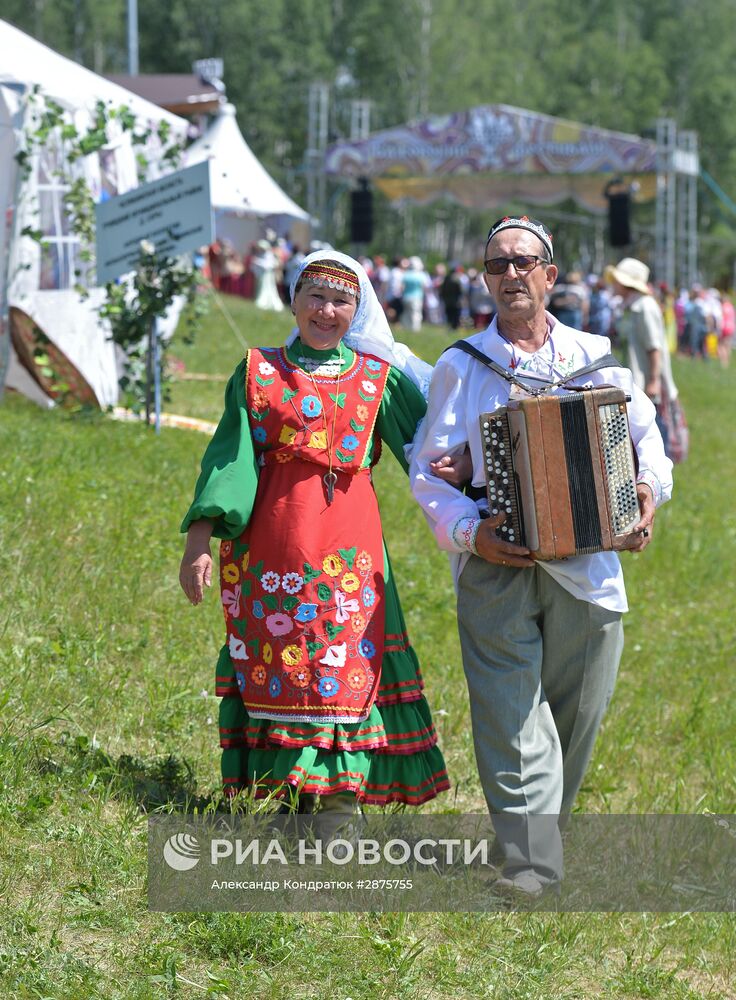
[411,215,673,898]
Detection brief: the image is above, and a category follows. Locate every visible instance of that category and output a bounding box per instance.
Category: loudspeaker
[350,184,373,243]
[607,191,631,247]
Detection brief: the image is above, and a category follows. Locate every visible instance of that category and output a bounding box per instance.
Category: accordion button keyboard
[480,412,523,545]
[600,403,640,533]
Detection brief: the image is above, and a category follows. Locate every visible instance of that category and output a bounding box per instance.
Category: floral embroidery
[365,359,382,372]
[269,676,282,698]
[346,665,368,691]
[325,620,344,641]
[252,389,269,409]
[235,671,246,692]
[338,546,356,568]
[308,430,327,449]
[351,611,367,633]
[222,563,240,585]
[317,676,341,698]
[220,540,232,557]
[360,380,377,396]
[282,572,304,595]
[356,405,369,422]
[251,664,267,686]
[281,644,303,667]
[358,639,376,659]
[334,589,360,623]
[340,434,359,451]
[252,600,265,619]
[252,426,267,444]
[319,643,347,667]
[301,395,322,419]
[294,603,318,623]
[291,666,312,688]
[241,552,249,572]
[340,572,360,594]
[263,643,273,664]
[229,634,248,661]
[279,425,298,445]
[275,451,294,463]
[450,516,480,554]
[261,571,281,593]
[266,613,293,637]
[637,470,662,506]
[221,584,241,617]
[355,550,372,574]
[322,554,343,577]
[259,361,276,376]
[362,585,376,608]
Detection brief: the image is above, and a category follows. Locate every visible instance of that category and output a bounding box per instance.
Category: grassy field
[0,292,734,999]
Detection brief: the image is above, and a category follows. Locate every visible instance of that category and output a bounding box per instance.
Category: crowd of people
[208,237,734,369]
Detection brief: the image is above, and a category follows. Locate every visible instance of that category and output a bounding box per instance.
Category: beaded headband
[486,215,554,260]
[299,260,361,299]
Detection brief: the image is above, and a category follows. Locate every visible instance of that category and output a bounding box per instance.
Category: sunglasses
[483,255,548,275]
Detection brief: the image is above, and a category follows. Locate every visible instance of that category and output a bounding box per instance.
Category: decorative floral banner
[326,105,657,209]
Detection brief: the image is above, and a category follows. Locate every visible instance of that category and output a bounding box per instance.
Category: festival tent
[325,104,658,213]
[0,19,189,408]
[184,102,310,252]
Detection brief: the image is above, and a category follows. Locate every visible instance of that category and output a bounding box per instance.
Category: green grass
[1,294,734,998]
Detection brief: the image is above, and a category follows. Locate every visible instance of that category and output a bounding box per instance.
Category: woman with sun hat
[179,250,451,822]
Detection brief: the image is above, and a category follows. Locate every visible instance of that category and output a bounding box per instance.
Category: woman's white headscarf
[287,249,433,398]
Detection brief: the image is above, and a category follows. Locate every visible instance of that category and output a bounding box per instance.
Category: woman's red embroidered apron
[219,346,390,724]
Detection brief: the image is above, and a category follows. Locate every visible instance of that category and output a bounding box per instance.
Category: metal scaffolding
[306,82,330,234]
[349,100,371,141]
[655,117,699,289]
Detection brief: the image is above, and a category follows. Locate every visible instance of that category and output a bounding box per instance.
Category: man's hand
[179,520,214,604]
[474,514,535,568]
[629,483,655,553]
[430,449,473,487]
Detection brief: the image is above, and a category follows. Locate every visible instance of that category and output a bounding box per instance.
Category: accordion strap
[446,339,623,395]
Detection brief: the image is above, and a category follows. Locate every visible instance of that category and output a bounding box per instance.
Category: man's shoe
[493,871,552,900]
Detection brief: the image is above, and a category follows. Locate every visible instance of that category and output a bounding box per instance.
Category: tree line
[5,0,736,277]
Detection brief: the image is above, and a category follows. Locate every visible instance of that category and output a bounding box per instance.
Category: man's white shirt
[410,313,674,612]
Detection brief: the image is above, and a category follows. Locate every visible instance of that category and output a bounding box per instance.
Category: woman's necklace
[303,346,343,505]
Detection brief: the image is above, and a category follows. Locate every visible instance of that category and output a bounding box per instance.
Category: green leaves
[325,621,344,641]
[338,547,357,569]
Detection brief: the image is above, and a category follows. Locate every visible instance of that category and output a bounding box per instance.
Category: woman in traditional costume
[180,251,450,820]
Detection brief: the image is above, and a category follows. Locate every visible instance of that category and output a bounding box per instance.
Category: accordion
[479,387,640,561]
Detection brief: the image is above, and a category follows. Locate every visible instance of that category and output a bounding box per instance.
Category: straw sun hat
[604,257,651,295]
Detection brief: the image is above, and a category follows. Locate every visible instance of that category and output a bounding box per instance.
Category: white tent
[185,102,310,252]
[0,19,189,408]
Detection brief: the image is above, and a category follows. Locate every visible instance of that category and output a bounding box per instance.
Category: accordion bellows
[480,387,640,561]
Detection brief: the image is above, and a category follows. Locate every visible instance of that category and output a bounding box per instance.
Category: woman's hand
[180,520,214,605]
[429,448,473,488]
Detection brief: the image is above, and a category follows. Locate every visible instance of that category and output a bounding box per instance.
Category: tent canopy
[185,103,309,220]
[0,19,189,408]
[325,104,658,213]
[0,19,186,127]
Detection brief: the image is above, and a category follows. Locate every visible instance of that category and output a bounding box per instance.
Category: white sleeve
[601,363,673,507]
[409,358,483,554]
